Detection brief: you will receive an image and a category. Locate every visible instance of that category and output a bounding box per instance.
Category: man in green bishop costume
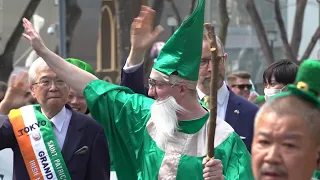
[22,0,253,179]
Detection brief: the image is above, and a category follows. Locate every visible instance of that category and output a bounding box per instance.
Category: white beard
[150,96,187,148]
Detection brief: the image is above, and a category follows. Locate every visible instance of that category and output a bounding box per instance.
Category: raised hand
[0,71,29,114]
[22,18,49,56]
[130,6,164,53]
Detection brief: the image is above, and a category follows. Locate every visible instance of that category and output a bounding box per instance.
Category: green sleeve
[313,170,320,179]
[84,80,155,180]
[215,132,254,180]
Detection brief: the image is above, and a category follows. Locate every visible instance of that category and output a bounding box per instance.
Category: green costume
[83,0,253,179]
[85,81,253,180]
[273,59,320,180]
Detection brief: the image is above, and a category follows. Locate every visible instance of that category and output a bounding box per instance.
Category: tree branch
[2,0,41,60]
[274,0,296,63]
[189,0,196,16]
[299,27,320,62]
[152,0,165,26]
[143,0,165,85]
[115,0,135,65]
[218,0,229,46]
[167,0,182,25]
[66,0,82,56]
[290,0,307,58]
[245,0,274,65]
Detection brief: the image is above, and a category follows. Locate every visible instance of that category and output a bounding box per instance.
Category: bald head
[255,95,320,144]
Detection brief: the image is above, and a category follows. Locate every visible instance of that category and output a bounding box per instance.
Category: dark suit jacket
[121,64,259,152]
[225,90,259,152]
[0,106,110,180]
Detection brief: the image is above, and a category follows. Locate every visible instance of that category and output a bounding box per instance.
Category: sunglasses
[231,84,252,90]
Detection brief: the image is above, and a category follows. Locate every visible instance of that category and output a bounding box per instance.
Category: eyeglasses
[33,79,66,88]
[200,56,225,68]
[231,84,252,90]
[148,79,174,89]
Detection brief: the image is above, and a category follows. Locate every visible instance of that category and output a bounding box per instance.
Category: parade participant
[252,59,320,180]
[66,58,94,114]
[121,9,258,153]
[263,59,298,102]
[23,0,254,179]
[227,71,252,100]
[0,73,26,180]
[66,58,118,179]
[0,59,110,180]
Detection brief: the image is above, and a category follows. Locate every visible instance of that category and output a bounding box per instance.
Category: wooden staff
[204,23,219,159]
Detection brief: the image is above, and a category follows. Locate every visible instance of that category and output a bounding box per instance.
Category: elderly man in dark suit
[121,14,258,152]
[0,58,110,180]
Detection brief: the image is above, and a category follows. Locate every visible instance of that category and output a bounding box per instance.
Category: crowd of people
[0,0,320,179]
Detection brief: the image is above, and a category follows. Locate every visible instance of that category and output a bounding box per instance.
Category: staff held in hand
[204,23,219,159]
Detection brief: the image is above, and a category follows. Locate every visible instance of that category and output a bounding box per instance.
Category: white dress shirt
[0,106,71,149]
[42,106,72,149]
[197,82,230,121]
[0,107,71,179]
[0,148,13,180]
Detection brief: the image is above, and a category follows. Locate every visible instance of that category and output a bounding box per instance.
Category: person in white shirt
[0,59,110,180]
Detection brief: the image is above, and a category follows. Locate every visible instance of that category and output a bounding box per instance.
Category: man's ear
[29,85,36,98]
[179,83,188,96]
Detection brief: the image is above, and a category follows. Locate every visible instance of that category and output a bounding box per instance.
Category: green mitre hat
[150,0,205,90]
[274,59,320,107]
[66,58,95,75]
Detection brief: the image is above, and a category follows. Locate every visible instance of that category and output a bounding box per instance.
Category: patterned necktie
[202,95,210,108]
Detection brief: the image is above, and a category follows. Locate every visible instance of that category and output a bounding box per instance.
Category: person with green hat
[65,58,119,179]
[252,59,320,180]
[22,0,254,179]
[66,58,94,114]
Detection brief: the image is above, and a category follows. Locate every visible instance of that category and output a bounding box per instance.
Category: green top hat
[66,58,95,75]
[274,59,320,107]
[149,0,205,90]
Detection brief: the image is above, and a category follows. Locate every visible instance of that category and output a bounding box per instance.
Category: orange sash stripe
[9,109,44,180]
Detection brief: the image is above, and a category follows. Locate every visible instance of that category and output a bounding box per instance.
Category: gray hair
[255,95,320,144]
[28,57,49,84]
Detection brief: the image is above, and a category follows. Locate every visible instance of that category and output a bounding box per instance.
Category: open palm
[22,18,48,55]
[130,6,164,52]
[5,71,29,110]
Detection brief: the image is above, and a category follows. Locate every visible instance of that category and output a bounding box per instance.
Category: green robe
[314,170,320,179]
[84,80,253,180]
